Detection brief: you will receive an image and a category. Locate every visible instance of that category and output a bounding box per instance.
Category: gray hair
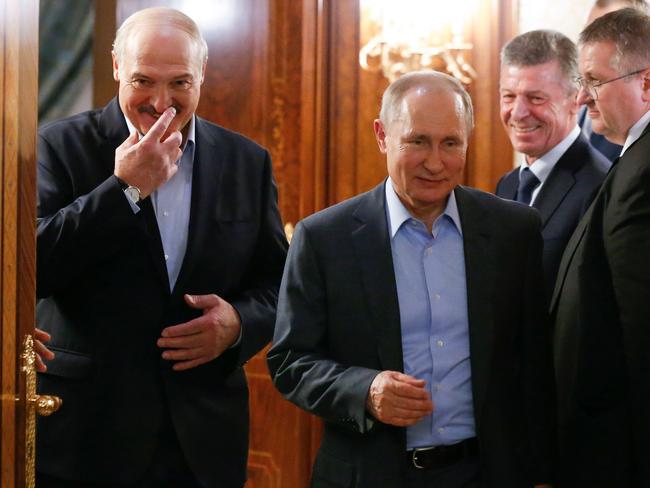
[501,30,577,93]
[113,7,208,75]
[580,8,650,73]
[379,71,474,135]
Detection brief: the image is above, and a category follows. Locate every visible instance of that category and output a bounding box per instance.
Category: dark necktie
[516,167,540,205]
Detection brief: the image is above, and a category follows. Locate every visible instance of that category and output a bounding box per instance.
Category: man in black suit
[576,0,649,161]
[268,71,555,488]
[553,8,650,487]
[496,30,609,302]
[36,7,287,488]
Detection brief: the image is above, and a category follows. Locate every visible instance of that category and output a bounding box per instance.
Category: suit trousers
[404,454,481,488]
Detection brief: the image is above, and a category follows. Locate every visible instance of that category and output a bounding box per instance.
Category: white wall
[518,0,594,41]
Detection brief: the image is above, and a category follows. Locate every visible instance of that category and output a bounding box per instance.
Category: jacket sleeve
[36,132,143,299]
[230,150,289,365]
[520,209,557,485]
[604,161,650,479]
[267,220,378,433]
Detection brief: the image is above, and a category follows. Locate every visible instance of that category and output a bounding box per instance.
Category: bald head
[587,0,648,24]
[379,71,474,136]
[113,7,208,76]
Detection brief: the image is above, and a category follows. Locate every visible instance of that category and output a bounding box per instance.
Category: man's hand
[34,327,55,372]
[114,107,183,197]
[157,294,242,371]
[366,370,434,426]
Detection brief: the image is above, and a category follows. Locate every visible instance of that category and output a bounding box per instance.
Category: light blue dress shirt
[384,178,475,449]
[124,115,195,290]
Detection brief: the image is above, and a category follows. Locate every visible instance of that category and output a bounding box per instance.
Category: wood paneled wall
[1,0,39,486]
[94,2,518,486]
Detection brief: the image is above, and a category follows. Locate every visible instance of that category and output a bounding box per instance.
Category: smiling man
[269,71,555,488]
[553,8,650,487]
[495,30,609,302]
[35,7,287,488]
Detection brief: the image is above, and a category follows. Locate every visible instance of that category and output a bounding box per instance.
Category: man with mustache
[496,30,609,303]
[35,7,287,487]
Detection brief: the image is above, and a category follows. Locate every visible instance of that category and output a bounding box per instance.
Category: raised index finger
[142,107,176,142]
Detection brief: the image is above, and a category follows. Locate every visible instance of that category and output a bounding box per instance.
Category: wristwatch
[115,176,141,204]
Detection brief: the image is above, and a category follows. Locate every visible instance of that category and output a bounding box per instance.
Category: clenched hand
[366,370,434,426]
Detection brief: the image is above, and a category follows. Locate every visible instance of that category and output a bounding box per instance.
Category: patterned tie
[516,167,540,205]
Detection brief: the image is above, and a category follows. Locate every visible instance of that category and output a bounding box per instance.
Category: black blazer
[495,134,609,302]
[35,98,288,486]
[268,182,556,488]
[552,124,650,487]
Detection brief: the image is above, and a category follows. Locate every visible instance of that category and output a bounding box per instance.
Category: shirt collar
[519,125,580,183]
[621,109,650,156]
[385,177,463,238]
[123,113,196,150]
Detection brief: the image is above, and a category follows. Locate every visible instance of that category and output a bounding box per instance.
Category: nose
[511,96,530,120]
[576,85,593,106]
[423,146,444,173]
[150,85,173,114]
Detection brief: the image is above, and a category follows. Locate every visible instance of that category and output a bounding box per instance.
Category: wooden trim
[1,0,39,486]
[93,0,117,108]
[300,0,329,217]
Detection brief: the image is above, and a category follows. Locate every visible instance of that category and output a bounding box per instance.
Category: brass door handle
[21,334,62,488]
[31,394,62,416]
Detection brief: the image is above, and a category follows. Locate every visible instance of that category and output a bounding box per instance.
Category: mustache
[137,105,182,117]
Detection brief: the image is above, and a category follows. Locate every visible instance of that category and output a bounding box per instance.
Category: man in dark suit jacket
[553,9,650,487]
[495,30,609,302]
[268,72,555,488]
[36,7,287,487]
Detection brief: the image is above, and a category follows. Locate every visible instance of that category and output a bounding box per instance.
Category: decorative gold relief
[284,222,294,243]
[21,334,62,488]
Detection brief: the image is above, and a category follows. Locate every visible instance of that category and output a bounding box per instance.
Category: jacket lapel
[172,117,224,295]
[455,186,495,421]
[98,97,170,290]
[351,182,403,372]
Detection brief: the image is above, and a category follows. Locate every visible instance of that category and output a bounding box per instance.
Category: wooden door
[1,0,39,487]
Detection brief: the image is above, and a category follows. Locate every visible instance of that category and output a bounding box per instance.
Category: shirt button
[425,247,432,256]
[438,427,445,433]
[433,293,441,300]
[163,211,170,217]
[436,340,444,348]
[164,254,169,261]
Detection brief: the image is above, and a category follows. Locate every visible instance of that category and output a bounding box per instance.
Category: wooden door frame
[1,0,39,486]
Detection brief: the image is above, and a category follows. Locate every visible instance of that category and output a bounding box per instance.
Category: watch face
[125,186,140,203]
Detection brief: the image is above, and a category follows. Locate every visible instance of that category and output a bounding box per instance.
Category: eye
[130,78,152,89]
[529,96,546,105]
[501,93,515,103]
[173,79,193,90]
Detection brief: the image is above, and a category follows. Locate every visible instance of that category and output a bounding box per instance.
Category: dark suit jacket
[35,98,288,486]
[578,106,622,162]
[552,123,650,487]
[495,134,609,302]
[268,182,556,488]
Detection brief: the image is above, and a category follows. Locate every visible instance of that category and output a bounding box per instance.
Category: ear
[111,51,120,82]
[373,119,388,154]
[200,59,208,85]
[641,68,650,103]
